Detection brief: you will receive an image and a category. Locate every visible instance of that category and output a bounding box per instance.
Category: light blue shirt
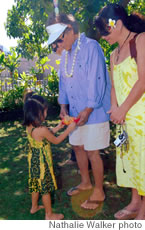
[58,33,111,124]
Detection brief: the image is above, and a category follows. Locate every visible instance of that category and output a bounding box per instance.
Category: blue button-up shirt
[58,33,111,124]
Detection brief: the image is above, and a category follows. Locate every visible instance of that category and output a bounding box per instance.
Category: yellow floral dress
[26,128,57,194]
[113,56,145,196]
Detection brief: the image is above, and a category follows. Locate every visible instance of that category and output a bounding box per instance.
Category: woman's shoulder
[135,32,145,57]
[110,48,117,62]
[136,32,145,45]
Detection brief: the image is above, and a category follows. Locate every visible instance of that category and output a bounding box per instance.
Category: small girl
[23,94,76,220]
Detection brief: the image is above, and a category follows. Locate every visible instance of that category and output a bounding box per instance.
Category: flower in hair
[108,18,116,28]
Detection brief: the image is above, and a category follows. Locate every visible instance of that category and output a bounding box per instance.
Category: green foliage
[0,49,21,84]
[45,68,59,104]
[0,66,59,111]
[5,0,145,70]
[0,85,25,111]
[6,0,53,59]
[128,0,145,15]
[32,56,52,75]
[0,52,6,74]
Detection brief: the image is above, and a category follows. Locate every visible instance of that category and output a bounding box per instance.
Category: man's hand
[59,104,69,119]
[77,108,93,126]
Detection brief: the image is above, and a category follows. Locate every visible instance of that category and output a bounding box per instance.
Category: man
[46,13,111,210]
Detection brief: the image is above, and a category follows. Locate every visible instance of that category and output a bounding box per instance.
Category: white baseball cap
[46,23,67,45]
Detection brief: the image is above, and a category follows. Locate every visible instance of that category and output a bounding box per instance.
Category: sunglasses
[51,32,65,52]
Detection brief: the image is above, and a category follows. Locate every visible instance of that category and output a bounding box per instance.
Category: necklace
[65,33,81,78]
[116,31,131,62]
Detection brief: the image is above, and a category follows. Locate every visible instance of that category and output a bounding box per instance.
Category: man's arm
[77,41,108,126]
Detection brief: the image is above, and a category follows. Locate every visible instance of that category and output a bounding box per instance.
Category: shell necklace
[65,33,81,78]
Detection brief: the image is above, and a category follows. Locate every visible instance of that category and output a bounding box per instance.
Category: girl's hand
[67,121,77,132]
[57,121,65,129]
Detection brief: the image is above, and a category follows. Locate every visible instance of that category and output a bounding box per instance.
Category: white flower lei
[65,33,81,78]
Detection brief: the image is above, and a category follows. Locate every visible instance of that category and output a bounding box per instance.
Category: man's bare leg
[81,150,105,209]
[67,145,92,196]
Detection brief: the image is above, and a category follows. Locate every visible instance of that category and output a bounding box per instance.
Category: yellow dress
[27,128,57,194]
[113,56,145,196]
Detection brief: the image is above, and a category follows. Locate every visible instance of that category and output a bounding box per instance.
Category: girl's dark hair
[24,92,48,109]
[94,3,145,36]
[23,94,48,127]
[31,95,48,109]
[23,99,45,127]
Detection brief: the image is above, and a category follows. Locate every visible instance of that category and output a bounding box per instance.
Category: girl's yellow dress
[113,56,145,196]
[26,128,57,194]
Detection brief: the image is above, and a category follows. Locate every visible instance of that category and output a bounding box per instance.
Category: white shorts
[69,122,110,151]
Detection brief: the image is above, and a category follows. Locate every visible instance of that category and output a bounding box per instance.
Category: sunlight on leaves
[14,191,24,196]
[0,168,10,174]
[13,153,27,162]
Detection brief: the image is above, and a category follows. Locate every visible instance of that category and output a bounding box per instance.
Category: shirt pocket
[76,59,88,79]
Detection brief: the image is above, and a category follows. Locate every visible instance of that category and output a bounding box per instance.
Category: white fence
[0,77,48,92]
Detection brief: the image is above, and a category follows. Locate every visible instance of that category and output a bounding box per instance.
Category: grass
[0,114,131,220]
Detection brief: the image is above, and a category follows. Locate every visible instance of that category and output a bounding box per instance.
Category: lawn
[0,113,131,220]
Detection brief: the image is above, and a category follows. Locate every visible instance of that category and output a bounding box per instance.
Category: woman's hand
[108,105,126,124]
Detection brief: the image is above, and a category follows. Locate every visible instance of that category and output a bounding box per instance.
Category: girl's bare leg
[30,192,44,214]
[42,193,64,220]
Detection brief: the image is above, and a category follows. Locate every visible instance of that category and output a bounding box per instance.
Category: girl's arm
[40,122,76,144]
[50,121,64,134]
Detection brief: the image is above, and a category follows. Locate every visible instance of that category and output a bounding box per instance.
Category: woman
[95,3,145,219]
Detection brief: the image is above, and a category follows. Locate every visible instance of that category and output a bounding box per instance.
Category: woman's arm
[110,33,145,124]
[120,33,145,111]
[110,52,118,108]
[107,52,118,119]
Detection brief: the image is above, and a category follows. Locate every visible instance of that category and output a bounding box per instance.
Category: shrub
[0,85,25,111]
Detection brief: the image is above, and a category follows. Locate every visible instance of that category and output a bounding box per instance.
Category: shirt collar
[71,32,86,50]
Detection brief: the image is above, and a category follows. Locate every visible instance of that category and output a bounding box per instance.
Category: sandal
[67,186,92,196]
[114,209,138,220]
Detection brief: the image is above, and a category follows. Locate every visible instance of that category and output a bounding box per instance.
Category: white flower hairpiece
[108,18,116,28]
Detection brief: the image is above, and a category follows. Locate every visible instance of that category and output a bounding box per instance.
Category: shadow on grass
[0,119,131,220]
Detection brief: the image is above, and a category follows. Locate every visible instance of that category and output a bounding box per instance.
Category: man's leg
[81,150,105,209]
[67,145,92,196]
